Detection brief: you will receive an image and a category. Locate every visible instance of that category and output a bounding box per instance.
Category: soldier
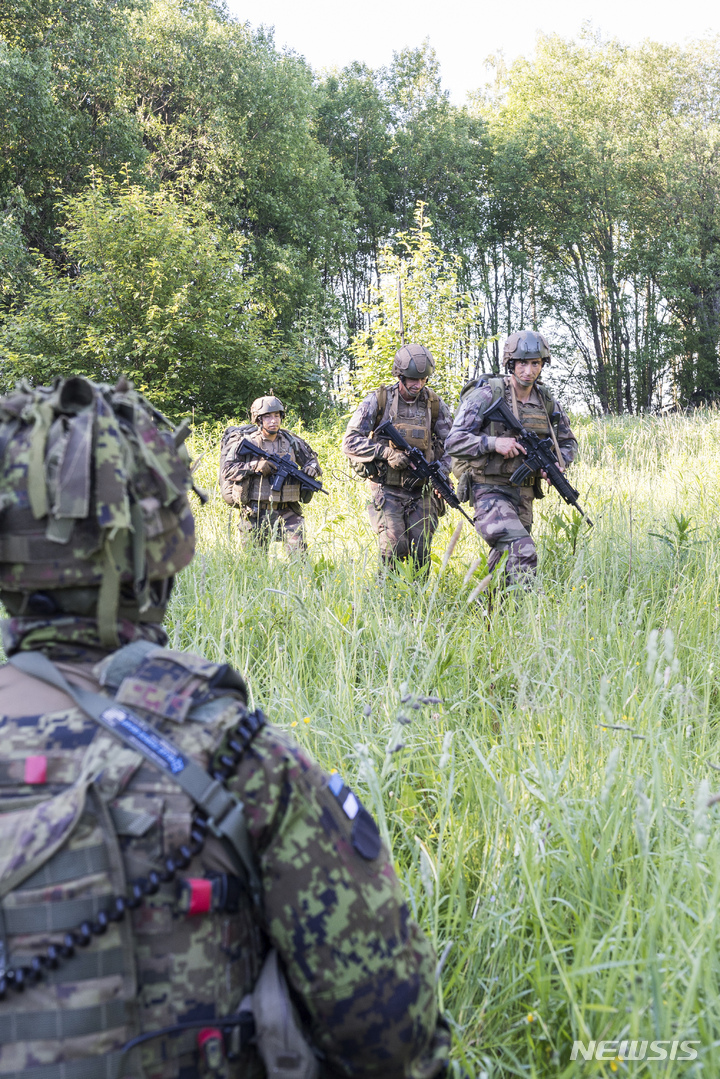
[342,345,454,576]
[446,330,578,588]
[0,376,450,1079]
[220,393,321,555]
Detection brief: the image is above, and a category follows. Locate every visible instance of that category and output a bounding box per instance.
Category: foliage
[125,0,358,332]
[2,1,720,411]
[348,206,483,401]
[0,179,326,418]
[168,408,720,1075]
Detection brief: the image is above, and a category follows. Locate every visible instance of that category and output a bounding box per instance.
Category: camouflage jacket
[221,428,320,506]
[0,639,448,1079]
[445,378,577,472]
[342,385,453,482]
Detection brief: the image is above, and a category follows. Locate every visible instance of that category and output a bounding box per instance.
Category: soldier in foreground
[446,330,578,589]
[0,376,450,1079]
[220,393,322,555]
[342,345,454,576]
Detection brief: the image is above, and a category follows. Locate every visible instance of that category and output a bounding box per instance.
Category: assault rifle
[236,439,327,497]
[482,397,593,526]
[374,419,475,525]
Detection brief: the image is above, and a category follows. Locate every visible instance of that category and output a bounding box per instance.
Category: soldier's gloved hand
[303,460,321,478]
[383,446,410,470]
[255,459,277,476]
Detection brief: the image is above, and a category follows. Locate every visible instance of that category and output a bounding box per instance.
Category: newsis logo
[570,1040,700,1063]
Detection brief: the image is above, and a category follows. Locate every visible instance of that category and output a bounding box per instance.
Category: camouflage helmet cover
[503,330,552,368]
[250,394,285,424]
[0,376,196,645]
[392,343,435,380]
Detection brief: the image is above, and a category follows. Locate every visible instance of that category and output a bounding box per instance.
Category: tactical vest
[455,376,560,486]
[0,645,446,1079]
[220,428,313,507]
[0,644,265,1079]
[375,384,440,489]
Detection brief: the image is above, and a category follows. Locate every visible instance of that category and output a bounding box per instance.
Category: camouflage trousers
[472,483,537,586]
[238,501,306,555]
[367,483,439,575]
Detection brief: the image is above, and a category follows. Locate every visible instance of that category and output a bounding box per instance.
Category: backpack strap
[427,387,440,428]
[8,651,263,904]
[372,386,387,432]
[537,383,564,463]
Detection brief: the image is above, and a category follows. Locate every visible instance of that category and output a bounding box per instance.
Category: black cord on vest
[119,1011,256,1057]
[0,708,266,999]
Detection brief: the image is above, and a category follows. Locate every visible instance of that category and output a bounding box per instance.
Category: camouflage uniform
[221,429,321,555]
[0,378,450,1079]
[446,376,577,585]
[342,385,453,574]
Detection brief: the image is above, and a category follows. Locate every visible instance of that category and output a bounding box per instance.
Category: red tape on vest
[187,878,213,915]
[24,756,47,784]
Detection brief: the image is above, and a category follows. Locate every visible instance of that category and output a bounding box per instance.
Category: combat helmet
[250,393,285,424]
[0,375,197,648]
[392,344,435,380]
[503,330,551,370]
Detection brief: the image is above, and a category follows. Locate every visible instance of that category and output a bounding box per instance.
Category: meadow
[174,411,720,1077]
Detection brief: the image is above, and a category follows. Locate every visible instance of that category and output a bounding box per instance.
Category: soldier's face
[261,412,282,435]
[512,359,543,388]
[398,376,428,400]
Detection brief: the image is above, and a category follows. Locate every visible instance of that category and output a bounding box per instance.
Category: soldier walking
[342,345,453,577]
[220,393,321,555]
[0,376,450,1079]
[446,331,578,589]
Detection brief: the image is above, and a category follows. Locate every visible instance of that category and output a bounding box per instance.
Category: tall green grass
[174,411,720,1077]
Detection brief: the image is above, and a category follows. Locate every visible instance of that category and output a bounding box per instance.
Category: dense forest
[1,0,719,416]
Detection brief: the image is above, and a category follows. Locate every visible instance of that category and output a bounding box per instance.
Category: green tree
[126,0,357,334]
[349,206,482,402]
[0,179,324,417]
[0,0,145,265]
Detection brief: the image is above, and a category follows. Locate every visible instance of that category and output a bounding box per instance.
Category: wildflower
[526,1013,534,1023]
[290,721,298,728]
[303,717,311,724]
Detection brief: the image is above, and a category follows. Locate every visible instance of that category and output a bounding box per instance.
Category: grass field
[174,411,720,1077]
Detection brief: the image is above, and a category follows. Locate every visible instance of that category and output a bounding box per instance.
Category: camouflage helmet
[503,330,551,369]
[250,393,285,424]
[392,344,435,380]
[0,376,197,647]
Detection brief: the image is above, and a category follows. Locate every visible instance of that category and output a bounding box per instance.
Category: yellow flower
[303,717,311,724]
[290,721,298,728]
[526,1013,534,1023]
[611,1059,619,1072]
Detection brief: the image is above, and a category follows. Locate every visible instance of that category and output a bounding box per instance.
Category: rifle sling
[8,652,261,903]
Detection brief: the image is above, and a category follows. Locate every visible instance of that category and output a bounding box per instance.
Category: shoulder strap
[537,384,564,463]
[369,386,388,436]
[8,652,262,904]
[426,387,440,427]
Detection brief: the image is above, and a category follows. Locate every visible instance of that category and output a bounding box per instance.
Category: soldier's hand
[495,437,526,459]
[384,447,411,470]
[255,459,276,476]
[303,460,321,478]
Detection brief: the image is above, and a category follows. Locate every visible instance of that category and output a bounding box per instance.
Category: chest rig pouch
[0,644,286,1079]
